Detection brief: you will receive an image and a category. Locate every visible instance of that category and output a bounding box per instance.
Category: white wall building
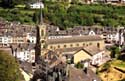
[0,36,13,47]
[13,49,35,63]
[91,51,105,66]
[106,32,124,45]
[30,2,44,9]
[26,33,36,44]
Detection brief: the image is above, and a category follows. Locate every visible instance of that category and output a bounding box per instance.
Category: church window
[41,30,44,36]
[89,43,92,45]
[50,46,53,49]
[97,43,100,48]
[76,44,79,46]
[70,44,73,47]
[83,43,85,46]
[58,45,60,48]
[64,45,67,48]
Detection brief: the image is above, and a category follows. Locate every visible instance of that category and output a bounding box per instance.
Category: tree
[110,46,120,59]
[119,78,125,81]
[0,50,23,81]
[0,0,20,8]
[32,10,40,24]
[75,62,84,69]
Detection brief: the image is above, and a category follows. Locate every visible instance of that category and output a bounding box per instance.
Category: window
[97,43,100,48]
[76,44,79,46]
[64,45,67,48]
[58,45,60,48]
[0,38,2,42]
[41,30,44,36]
[50,46,53,49]
[70,44,73,47]
[83,43,85,46]
[89,43,92,45]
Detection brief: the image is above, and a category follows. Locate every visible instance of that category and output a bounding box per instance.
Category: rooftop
[47,35,103,44]
[69,66,101,81]
[83,45,104,56]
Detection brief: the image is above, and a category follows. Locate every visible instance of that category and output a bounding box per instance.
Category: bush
[75,62,84,69]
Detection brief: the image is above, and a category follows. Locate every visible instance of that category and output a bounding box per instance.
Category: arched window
[97,43,100,48]
[64,45,67,48]
[41,30,44,36]
[50,46,53,49]
[58,45,60,48]
[76,44,79,46]
[70,44,73,47]
[83,43,85,46]
[89,43,92,45]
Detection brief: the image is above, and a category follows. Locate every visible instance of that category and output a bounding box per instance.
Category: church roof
[46,35,103,44]
[82,45,104,56]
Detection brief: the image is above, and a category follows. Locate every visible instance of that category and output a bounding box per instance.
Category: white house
[106,31,124,45]
[13,46,35,63]
[0,36,13,47]
[73,46,110,66]
[26,33,36,44]
[30,2,44,9]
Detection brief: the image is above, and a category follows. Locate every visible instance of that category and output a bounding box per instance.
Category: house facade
[30,2,44,9]
[13,49,35,63]
[73,46,110,66]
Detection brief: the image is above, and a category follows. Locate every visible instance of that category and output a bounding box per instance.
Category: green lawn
[112,60,125,67]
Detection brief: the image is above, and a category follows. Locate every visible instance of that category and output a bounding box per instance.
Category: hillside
[0,2,125,29]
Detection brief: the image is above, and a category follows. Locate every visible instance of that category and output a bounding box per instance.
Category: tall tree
[0,0,19,8]
[0,50,23,81]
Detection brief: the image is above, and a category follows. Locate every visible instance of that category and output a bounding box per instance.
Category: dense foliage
[43,3,125,29]
[0,8,35,24]
[0,50,22,81]
[1,2,125,29]
[0,0,36,8]
[75,62,84,69]
[110,46,120,59]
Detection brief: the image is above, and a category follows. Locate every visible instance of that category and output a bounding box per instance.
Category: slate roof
[55,47,83,54]
[69,66,101,81]
[47,35,103,44]
[83,46,104,56]
[20,62,33,74]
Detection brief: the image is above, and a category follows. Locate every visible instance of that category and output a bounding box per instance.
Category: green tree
[0,50,22,81]
[75,62,84,69]
[110,46,120,59]
[32,10,40,24]
[0,0,20,8]
[119,78,125,81]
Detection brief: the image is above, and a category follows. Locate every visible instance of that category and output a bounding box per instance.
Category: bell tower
[35,0,47,62]
[39,24,47,49]
[38,0,47,55]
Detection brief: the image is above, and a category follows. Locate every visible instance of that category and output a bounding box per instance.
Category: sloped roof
[46,35,103,44]
[69,66,101,81]
[83,46,104,56]
[55,47,83,53]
